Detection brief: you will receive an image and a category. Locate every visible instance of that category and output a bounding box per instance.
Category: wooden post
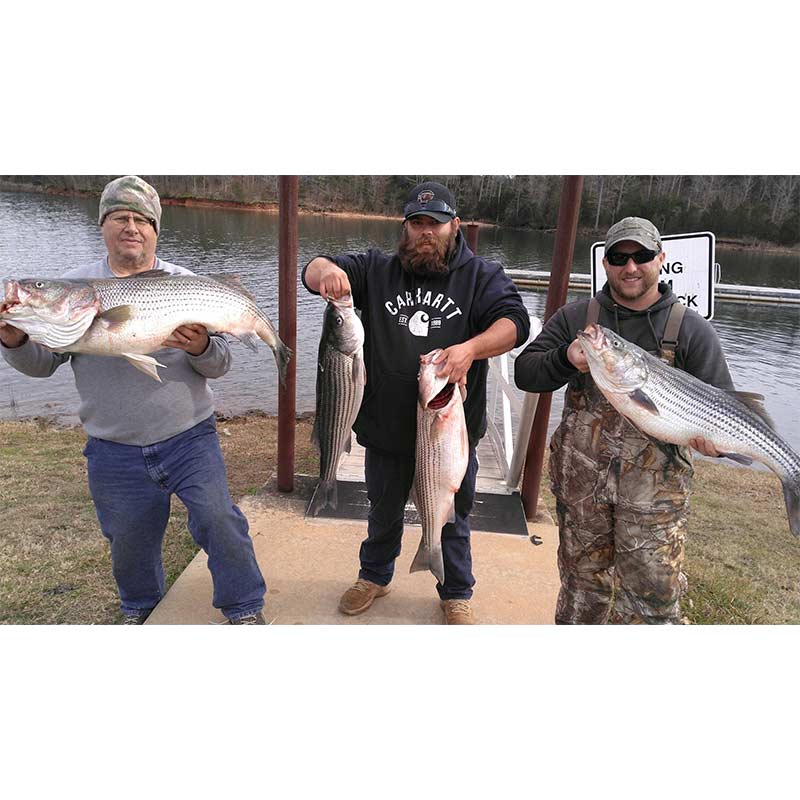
[520,176,584,519]
[277,176,298,492]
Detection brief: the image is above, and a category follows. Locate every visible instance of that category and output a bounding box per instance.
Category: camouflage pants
[550,384,693,625]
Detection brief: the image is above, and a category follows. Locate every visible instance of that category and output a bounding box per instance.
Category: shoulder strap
[660,302,686,361]
[586,296,601,327]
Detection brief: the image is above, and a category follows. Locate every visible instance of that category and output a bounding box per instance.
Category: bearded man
[303,181,530,624]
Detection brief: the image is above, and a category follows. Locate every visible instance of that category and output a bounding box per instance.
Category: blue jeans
[83,416,266,621]
[359,446,478,600]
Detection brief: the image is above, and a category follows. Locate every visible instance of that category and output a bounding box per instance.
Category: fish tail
[255,315,292,387]
[275,340,292,388]
[308,479,338,517]
[410,537,445,585]
[781,474,800,537]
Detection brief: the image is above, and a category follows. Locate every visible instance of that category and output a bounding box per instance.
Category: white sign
[591,231,716,319]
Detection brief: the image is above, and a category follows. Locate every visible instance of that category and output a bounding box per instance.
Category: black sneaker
[229,612,267,625]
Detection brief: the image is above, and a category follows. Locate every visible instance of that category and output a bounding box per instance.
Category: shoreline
[1,182,795,255]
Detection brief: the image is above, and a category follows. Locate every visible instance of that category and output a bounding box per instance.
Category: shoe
[229,612,267,625]
[338,579,391,616]
[122,611,151,625]
[441,599,476,625]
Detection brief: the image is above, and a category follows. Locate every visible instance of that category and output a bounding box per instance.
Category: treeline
[2,175,798,245]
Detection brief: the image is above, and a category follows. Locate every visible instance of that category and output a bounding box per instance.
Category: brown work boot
[338,579,391,616]
[441,599,476,625]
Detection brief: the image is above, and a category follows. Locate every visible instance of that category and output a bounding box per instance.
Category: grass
[0,415,317,625]
[1,416,798,624]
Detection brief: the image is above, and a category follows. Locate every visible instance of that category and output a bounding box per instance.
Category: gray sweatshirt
[1,257,231,446]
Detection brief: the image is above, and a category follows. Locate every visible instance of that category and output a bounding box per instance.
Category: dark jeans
[359,445,478,600]
[83,416,266,621]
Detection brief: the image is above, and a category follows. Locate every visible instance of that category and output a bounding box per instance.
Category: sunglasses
[403,199,456,218]
[606,248,658,267]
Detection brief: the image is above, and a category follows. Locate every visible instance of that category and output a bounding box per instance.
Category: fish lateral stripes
[308,296,365,517]
[410,349,469,583]
[578,323,800,537]
[1,272,291,383]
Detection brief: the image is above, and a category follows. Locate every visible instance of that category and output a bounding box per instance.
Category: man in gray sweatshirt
[0,176,266,624]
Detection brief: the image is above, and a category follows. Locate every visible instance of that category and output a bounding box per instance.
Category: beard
[398,226,457,276]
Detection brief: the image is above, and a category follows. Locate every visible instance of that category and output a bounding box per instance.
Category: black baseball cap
[403,181,457,223]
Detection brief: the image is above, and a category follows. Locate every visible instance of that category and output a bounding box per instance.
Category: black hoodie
[514,282,734,395]
[303,230,530,455]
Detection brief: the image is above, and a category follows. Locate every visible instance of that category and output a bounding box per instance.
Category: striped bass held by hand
[410,349,469,584]
[577,323,800,537]
[0,271,291,384]
[308,294,365,517]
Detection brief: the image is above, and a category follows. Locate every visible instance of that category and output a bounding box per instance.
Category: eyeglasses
[606,248,658,267]
[106,213,153,230]
[403,199,456,219]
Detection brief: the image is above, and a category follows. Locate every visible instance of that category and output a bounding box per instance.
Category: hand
[0,319,28,348]
[162,324,210,356]
[432,342,475,387]
[567,338,590,373]
[319,265,351,301]
[689,436,722,458]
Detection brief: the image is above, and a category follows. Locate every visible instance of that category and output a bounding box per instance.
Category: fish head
[576,324,648,393]
[418,349,461,412]
[1,278,99,324]
[322,294,364,356]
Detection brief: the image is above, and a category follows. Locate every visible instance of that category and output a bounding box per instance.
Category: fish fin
[431,546,445,585]
[233,331,260,353]
[728,391,776,429]
[409,536,429,574]
[447,499,456,524]
[409,481,419,512]
[253,314,292,387]
[96,305,135,331]
[307,479,338,517]
[781,476,800,537]
[276,342,292,387]
[208,273,257,302]
[353,350,366,385]
[718,452,754,466]
[410,539,445,584]
[122,269,173,280]
[344,433,352,454]
[121,353,165,382]
[630,388,660,415]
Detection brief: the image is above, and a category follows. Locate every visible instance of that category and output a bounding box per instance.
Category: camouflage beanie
[98,175,162,234]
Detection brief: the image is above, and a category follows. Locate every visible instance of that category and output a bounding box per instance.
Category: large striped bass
[308,295,365,517]
[577,323,800,537]
[410,349,469,584]
[0,270,291,384]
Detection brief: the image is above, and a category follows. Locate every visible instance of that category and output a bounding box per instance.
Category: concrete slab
[146,475,559,625]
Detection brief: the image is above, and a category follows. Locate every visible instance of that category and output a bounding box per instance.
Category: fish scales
[1,272,291,384]
[308,295,365,516]
[578,323,800,537]
[410,350,469,583]
[317,348,362,482]
[629,359,798,474]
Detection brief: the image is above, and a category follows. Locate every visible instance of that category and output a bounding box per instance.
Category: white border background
[2,2,797,798]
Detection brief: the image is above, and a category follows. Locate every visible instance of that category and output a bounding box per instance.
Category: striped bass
[577,323,800,537]
[0,270,291,384]
[410,349,469,584]
[308,295,365,517]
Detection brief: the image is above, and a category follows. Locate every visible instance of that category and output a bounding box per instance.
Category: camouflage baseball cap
[98,175,162,234]
[604,216,662,254]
